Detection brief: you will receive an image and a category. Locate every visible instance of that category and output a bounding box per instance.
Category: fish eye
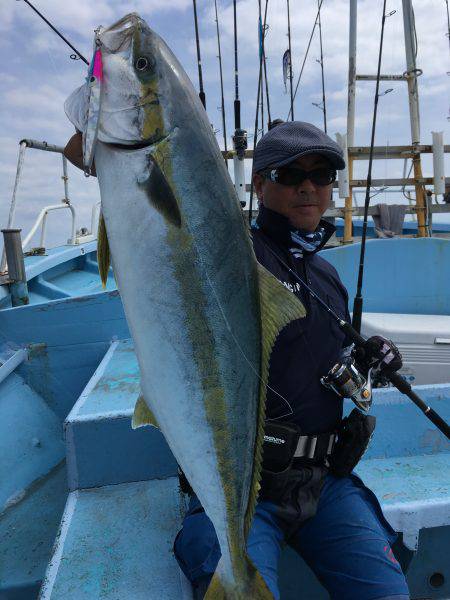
[135,56,151,71]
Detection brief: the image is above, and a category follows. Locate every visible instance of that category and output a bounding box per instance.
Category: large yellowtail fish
[91,14,305,599]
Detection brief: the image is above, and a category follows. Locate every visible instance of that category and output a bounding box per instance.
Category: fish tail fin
[204,555,274,600]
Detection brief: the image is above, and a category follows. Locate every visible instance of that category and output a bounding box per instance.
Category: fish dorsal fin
[244,262,306,537]
[97,212,111,288]
[132,393,160,430]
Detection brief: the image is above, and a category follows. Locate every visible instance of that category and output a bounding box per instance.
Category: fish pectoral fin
[131,394,160,429]
[204,555,273,599]
[97,212,111,288]
[244,262,306,537]
[141,154,181,228]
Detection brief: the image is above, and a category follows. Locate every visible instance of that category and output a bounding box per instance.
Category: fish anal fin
[132,393,160,430]
[244,263,306,536]
[97,212,111,288]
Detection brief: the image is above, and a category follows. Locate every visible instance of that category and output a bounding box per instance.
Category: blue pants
[174,474,410,600]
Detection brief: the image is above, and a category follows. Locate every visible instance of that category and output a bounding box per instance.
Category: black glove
[353,335,402,374]
[328,409,376,478]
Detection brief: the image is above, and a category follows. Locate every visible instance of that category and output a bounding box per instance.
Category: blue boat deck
[39,477,192,600]
[1,237,449,599]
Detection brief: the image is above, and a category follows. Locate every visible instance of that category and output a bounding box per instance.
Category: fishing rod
[233,0,240,130]
[259,3,265,135]
[231,0,248,209]
[286,0,295,121]
[18,0,88,65]
[192,0,206,109]
[287,0,324,120]
[352,2,395,333]
[316,0,327,132]
[248,0,268,225]
[261,0,272,129]
[445,0,450,56]
[214,0,227,154]
[259,237,450,440]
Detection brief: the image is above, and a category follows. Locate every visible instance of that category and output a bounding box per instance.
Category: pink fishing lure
[92,48,103,80]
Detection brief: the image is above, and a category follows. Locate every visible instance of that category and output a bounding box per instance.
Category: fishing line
[352,0,390,334]
[248,0,267,226]
[257,235,450,438]
[262,0,272,128]
[286,0,324,121]
[446,0,450,57]
[259,1,265,134]
[286,0,295,120]
[179,210,294,420]
[316,0,327,132]
[200,261,294,420]
[214,0,228,155]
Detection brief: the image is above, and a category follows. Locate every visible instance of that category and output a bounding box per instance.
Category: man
[173,122,410,600]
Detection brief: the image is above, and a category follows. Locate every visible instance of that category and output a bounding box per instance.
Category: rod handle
[388,372,450,439]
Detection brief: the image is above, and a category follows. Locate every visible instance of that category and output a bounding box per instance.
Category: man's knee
[173,503,220,585]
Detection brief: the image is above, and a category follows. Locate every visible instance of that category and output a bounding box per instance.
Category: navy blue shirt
[252,206,351,435]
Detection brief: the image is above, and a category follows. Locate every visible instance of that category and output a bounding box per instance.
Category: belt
[263,421,337,471]
[294,432,336,461]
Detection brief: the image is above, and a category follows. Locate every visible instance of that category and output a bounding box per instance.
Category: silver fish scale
[95,15,262,589]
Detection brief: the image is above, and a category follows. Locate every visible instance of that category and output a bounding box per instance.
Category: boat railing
[21,202,76,251]
[90,201,101,239]
[0,348,28,384]
[1,139,97,274]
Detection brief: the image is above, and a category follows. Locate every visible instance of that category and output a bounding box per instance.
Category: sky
[0,0,449,253]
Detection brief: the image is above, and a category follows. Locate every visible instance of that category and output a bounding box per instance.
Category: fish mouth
[103,131,170,151]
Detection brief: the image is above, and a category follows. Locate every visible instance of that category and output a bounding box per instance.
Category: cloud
[0,0,449,255]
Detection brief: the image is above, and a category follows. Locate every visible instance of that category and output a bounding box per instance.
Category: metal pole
[344,0,357,244]
[287,0,295,120]
[401,0,427,237]
[0,141,27,272]
[1,229,29,306]
[62,155,69,202]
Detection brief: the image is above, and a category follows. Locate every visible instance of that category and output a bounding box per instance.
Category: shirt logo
[264,435,286,445]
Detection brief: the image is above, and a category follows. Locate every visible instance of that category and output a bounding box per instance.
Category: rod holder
[232,129,247,207]
[1,229,29,306]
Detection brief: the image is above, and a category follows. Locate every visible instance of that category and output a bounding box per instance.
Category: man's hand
[63,131,97,177]
[354,336,403,374]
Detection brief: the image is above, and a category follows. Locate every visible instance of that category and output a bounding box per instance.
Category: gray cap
[253,121,345,173]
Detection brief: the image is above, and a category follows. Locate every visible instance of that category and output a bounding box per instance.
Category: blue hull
[0,237,449,599]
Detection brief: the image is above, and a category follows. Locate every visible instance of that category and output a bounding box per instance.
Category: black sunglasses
[261,166,337,187]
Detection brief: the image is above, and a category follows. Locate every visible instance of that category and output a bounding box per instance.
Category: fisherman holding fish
[173,122,410,600]
[63,15,409,600]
